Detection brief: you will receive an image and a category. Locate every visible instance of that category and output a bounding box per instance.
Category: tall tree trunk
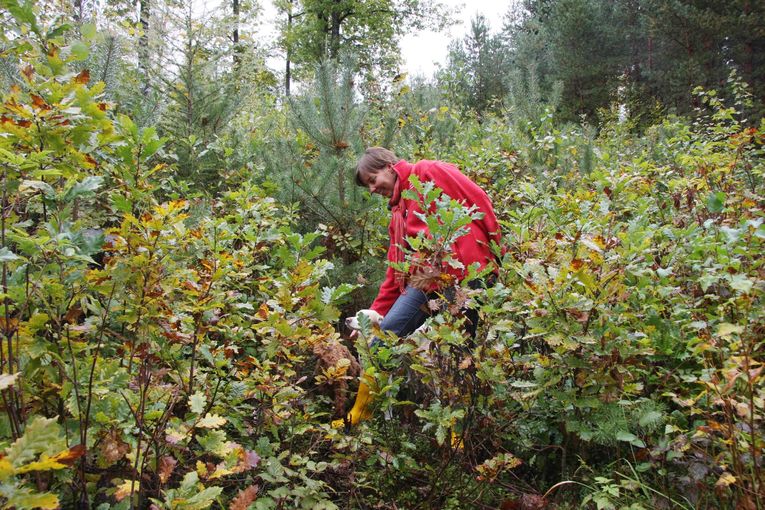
[743,0,753,80]
[329,7,341,59]
[286,0,293,96]
[74,0,83,25]
[139,0,150,94]
[233,0,241,67]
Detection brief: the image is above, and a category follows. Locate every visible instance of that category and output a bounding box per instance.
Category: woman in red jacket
[333,147,502,429]
[358,147,502,334]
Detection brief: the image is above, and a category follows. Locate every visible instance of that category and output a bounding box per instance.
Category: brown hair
[355,147,398,186]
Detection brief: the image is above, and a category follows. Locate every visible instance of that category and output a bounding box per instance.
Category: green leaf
[0,248,23,263]
[706,191,725,213]
[19,180,55,199]
[0,0,38,30]
[65,176,103,201]
[615,431,645,448]
[182,486,223,510]
[81,23,96,39]
[111,194,133,213]
[728,274,753,294]
[3,488,59,509]
[6,416,66,467]
[69,41,89,61]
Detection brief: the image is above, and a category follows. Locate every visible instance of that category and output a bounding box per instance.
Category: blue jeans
[375,276,495,344]
[379,286,430,338]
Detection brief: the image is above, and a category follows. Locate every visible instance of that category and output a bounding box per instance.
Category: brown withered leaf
[566,308,589,323]
[519,493,547,510]
[65,305,84,324]
[570,258,584,270]
[459,357,473,370]
[74,69,90,84]
[158,455,177,484]
[230,485,259,510]
[409,266,442,291]
[100,430,130,464]
[21,65,34,81]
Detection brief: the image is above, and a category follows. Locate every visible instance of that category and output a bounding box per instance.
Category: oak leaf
[231,485,259,510]
[158,455,177,484]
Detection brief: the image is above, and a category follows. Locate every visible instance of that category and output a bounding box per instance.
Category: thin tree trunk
[139,0,150,94]
[233,0,241,67]
[743,0,753,79]
[286,0,293,96]
[74,0,83,25]
[330,8,341,59]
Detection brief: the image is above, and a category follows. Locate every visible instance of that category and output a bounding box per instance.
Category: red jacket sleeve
[369,264,401,316]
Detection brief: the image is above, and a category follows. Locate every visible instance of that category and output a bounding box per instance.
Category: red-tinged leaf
[97,102,108,111]
[30,94,50,111]
[158,455,177,484]
[51,444,86,466]
[570,259,584,270]
[243,450,260,469]
[230,485,259,510]
[74,69,90,84]
[84,154,98,168]
[114,480,136,501]
[17,119,31,128]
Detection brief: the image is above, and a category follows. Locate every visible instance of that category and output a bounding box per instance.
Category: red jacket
[370,160,502,315]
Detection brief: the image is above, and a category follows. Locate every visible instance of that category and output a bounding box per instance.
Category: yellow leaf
[114,480,137,501]
[717,323,744,338]
[715,472,736,488]
[208,462,234,480]
[0,458,14,480]
[197,414,227,429]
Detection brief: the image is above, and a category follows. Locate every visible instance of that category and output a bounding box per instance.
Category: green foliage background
[0,0,763,509]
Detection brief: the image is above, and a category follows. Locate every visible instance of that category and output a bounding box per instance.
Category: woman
[333,147,502,429]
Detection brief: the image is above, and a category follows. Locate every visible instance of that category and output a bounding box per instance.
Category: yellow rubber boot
[331,376,374,429]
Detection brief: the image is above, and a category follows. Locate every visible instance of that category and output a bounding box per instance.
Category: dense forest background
[0,0,763,508]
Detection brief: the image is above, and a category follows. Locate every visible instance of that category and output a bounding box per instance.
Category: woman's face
[360,165,397,198]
